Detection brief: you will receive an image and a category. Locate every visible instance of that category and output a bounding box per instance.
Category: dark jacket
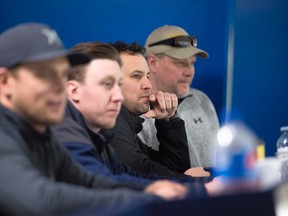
[110,106,192,179]
[0,104,161,216]
[53,102,210,187]
[53,101,162,186]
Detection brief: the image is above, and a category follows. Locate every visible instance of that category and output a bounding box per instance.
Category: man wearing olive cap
[139,25,219,168]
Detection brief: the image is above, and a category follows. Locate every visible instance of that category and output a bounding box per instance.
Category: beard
[122,99,149,115]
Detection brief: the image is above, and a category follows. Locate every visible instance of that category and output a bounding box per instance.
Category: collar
[65,100,113,152]
[65,100,88,131]
[0,104,52,145]
[120,106,144,134]
[178,93,193,104]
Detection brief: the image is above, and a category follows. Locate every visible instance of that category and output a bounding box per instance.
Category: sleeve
[63,141,114,176]
[110,115,189,179]
[154,116,191,173]
[63,142,152,187]
[52,118,152,187]
[50,138,150,190]
[186,183,208,199]
[0,134,162,216]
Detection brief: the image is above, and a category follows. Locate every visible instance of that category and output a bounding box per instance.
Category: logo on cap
[41,28,62,46]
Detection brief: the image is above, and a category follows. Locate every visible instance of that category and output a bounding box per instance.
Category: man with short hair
[139,25,220,168]
[0,23,187,215]
[110,41,210,180]
[53,42,188,183]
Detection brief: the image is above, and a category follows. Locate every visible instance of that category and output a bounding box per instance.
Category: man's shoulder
[178,88,217,116]
[189,88,209,98]
[115,108,133,129]
[52,116,91,144]
[118,107,131,120]
[186,88,214,104]
[0,112,22,146]
[0,127,24,153]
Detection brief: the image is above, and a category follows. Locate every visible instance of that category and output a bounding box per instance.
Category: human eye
[182,62,189,67]
[147,73,150,80]
[131,73,142,80]
[38,68,66,83]
[101,79,114,89]
[33,68,54,79]
[118,78,123,87]
[174,60,185,67]
[179,60,192,68]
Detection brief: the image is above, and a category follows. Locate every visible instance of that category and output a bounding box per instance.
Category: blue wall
[232,0,288,156]
[1,0,228,118]
[2,0,286,156]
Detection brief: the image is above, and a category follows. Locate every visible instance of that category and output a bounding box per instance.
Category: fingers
[154,91,175,112]
[205,177,224,196]
[148,91,178,119]
[144,180,188,201]
[144,109,156,119]
[184,167,211,177]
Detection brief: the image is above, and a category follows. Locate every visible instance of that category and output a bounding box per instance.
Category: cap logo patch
[41,28,62,46]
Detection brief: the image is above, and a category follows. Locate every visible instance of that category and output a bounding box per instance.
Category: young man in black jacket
[109,41,210,180]
[0,23,189,215]
[53,42,182,184]
[52,42,210,186]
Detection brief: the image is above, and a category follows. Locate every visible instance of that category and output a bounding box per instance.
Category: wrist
[168,110,179,121]
[158,111,179,122]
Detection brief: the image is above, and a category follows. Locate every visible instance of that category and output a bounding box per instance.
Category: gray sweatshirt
[139,88,219,167]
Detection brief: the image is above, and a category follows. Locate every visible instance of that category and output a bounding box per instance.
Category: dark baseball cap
[0,22,90,68]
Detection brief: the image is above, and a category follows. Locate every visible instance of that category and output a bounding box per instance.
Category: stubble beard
[123,99,149,115]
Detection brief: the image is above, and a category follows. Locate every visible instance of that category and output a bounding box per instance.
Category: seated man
[0,23,189,215]
[52,42,209,187]
[140,25,220,168]
[110,41,210,180]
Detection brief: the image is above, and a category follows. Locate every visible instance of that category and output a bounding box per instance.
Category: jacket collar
[65,100,113,152]
[120,106,144,134]
[0,104,51,146]
[65,100,88,131]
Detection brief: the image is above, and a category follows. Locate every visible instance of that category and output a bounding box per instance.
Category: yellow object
[257,142,265,160]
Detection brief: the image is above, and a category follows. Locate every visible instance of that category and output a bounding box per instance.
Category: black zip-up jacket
[110,106,192,179]
[53,102,210,187]
[0,104,162,216]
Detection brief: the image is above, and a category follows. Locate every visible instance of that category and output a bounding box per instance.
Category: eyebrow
[131,70,144,74]
[99,75,116,82]
[131,69,151,75]
[174,59,187,63]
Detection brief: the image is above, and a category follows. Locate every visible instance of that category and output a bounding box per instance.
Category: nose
[141,76,152,90]
[183,66,195,77]
[112,84,124,102]
[50,73,66,94]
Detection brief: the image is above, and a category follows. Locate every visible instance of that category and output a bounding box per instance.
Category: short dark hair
[109,41,146,56]
[68,42,122,83]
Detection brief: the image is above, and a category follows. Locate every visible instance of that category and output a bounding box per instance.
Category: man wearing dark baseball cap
[0,22,90,68]
[0,23,174,215]
[139,25,220,171]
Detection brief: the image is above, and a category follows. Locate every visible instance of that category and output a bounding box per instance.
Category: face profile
[67,58,123,132]
[120,53,152,115]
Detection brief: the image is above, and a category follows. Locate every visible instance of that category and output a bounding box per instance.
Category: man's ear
[146,54,159,73]
[0,67,8,83]
[66,80,81,103]
[0,67,10,95]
